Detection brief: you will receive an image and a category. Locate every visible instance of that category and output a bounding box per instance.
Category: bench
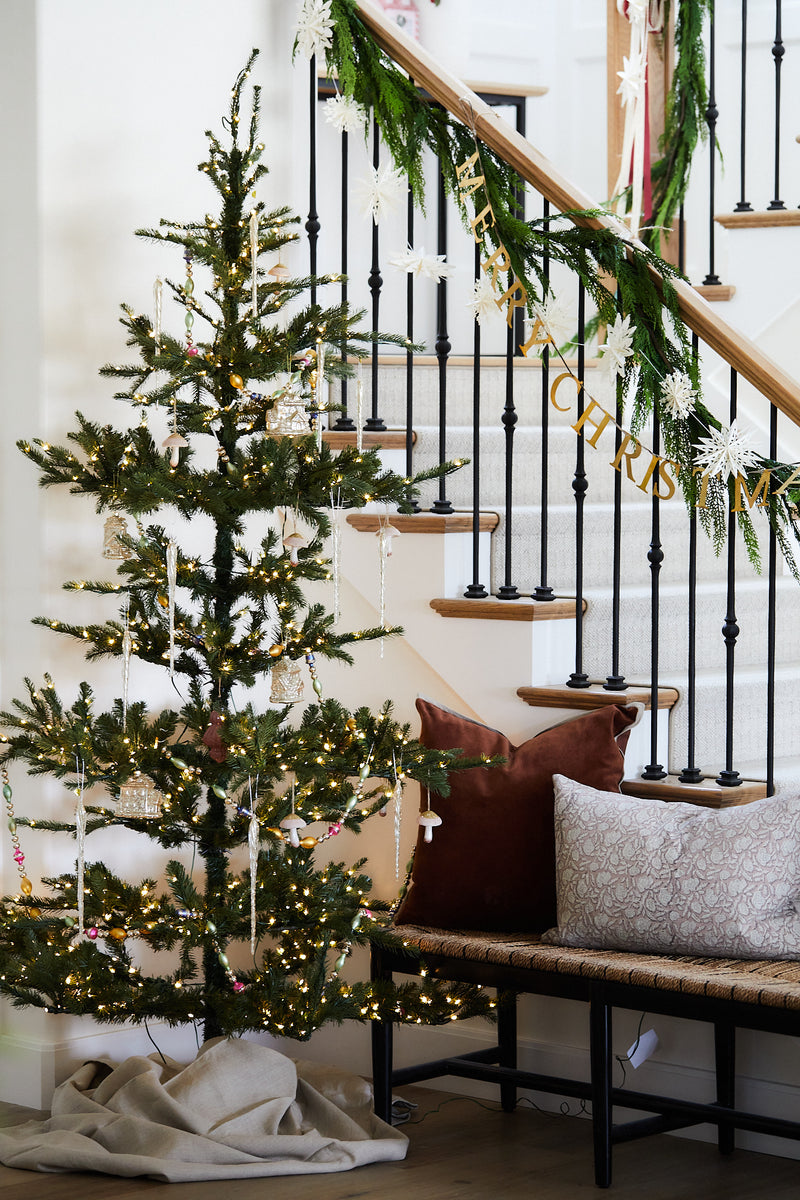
[370,923,800,1188]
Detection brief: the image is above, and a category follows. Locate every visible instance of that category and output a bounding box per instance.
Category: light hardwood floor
[1,1087,798,1199]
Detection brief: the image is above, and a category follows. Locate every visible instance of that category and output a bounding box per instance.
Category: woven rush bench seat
[370,924,800,1188]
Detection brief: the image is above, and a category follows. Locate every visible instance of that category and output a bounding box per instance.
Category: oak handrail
[355,0,800,430]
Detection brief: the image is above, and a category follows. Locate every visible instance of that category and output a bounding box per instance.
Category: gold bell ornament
[103,514,132,560]
[117,776,163,820]
[269,656,305,704]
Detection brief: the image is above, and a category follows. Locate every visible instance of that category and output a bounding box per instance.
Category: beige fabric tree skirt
[0,1038,407,1181]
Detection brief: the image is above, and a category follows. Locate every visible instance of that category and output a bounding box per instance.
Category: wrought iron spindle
[679,341,704,782]
[431,162,453,514]
[567,285,589,687]
[496,318,519,597]
[334,126,355,430]
[465,240,488,598]
[768,0,786,211]
[766,403,778,795]
[366,113,386,432]
[307,58,320,304]
[702,8,721,286]
[642,415,667,780]
[405,185,418,511]
[533,197,555,602]
[734,1,753,212]
[604,371,626,690]
[716,369,742,787]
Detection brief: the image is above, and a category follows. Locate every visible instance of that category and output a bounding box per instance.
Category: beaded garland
[4,766,34,899]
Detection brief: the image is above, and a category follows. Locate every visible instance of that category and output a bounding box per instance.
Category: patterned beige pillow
[543,774,800,960]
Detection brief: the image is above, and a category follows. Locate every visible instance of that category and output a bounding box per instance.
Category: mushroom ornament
[419,808,442,843]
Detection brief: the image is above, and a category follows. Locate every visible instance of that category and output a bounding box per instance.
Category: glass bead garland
[3,766,34,898]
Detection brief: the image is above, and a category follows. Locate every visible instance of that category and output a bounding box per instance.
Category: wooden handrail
[355,0,800,430]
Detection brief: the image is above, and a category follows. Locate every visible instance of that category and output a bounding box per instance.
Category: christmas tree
[0,54,487,1044]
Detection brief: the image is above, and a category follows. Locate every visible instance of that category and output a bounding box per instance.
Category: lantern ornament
[269,657,305,704]
[117,776,163,820]
[103,514,132,560]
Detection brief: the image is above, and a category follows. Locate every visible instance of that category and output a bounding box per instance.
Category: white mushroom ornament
[283,529,307,564]
[280,813,307,848]
[419,808,442,843]
[163,432,189,468]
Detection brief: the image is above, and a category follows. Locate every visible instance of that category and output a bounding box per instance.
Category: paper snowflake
[694,420,762,482]
[356,163,407,223]
[529,292,574,351]
[294,0,334,60]
[323,94,367,135]
[467,277,503,326]
[617,52,647,106]
[660,370,697,420]
[388,245,453,282]
[598,314,636,378]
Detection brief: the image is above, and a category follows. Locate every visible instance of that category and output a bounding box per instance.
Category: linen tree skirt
[0,1038,407,1181]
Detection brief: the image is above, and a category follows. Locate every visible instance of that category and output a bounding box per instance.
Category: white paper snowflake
[617,52,647,106]
[323,93,367,135]
[598,314,636,378]
[388,245,453,282]
[467,277,504,326]
[529,292,574,351]
[294,0,334,60]
[356,162,407,223]
[660,370,697,420]
[694,420,762,482]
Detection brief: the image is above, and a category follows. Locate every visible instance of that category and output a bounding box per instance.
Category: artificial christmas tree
[0,53,488,1047]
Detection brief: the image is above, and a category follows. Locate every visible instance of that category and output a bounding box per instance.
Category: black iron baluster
[679,342,704,783]
[567,285,589,687]
[533,197,554,602]
[431,162,453,514]
[702,8,721,286]
[366,113,386,432]
[678,201,686,275]
[306,57,320,304]
[605,371,626,690]
[496,317,519,597]
[334,126,355,431]
[717,368,742,786]
[766,403,778,795]
[642,415,667,780]
[768,0,786,211]
[405,186,418,511]
[734,1,753,212]
[465,240,488,598]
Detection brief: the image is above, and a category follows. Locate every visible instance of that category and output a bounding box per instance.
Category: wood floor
[1,1086,798,1199]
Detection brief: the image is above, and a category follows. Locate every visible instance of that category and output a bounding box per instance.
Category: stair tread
[430,597,584,621]
[346,512,500,533]
[621,775,767,808]
[517,683,679,711]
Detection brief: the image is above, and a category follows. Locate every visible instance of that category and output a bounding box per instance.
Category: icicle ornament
[166,539,178,680]
[356,366,364,452]
[248,777,260,954]
[377,522,401,657]
[315,341,326,451]
[330,491,343,625]
[249,209,259,315]
[75,760,86,935]
[392,758,403,880]
[153,277,163,353]
[122,592,132,726]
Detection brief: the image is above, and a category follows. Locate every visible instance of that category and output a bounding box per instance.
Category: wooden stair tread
[322,430,413,449]
[715,210,800,229]
[347,513,500,533]
[621,775,767,808]
[694,283,736,302]
[517,683,679,711]
[431,597,584,621]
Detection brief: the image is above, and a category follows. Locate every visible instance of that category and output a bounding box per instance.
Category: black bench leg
[714,1020,736,1155]
[590,993,613,1189]
[370,944,393,1124]
[497,991,518,1112]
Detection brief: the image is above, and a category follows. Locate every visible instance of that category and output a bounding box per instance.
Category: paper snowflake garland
[660,370,697,420]
[323,94,367,135]
[694,420,762,482]
[294,0,334,59]
[388,245,453,282]
[530,292,574,351]
[467,276,503,326]
[356,163,407,223]
[617,52,647,106]
[598,314,636,378]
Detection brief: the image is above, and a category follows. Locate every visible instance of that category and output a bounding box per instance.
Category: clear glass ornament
[269,657,305,704]
[117,776,163,820]
[265,382,311,437]
[103,514,132,560]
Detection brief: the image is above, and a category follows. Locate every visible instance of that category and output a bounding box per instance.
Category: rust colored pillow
[394,700,639,933]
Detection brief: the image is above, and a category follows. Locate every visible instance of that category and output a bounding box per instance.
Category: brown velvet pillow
[394,700,639,933]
